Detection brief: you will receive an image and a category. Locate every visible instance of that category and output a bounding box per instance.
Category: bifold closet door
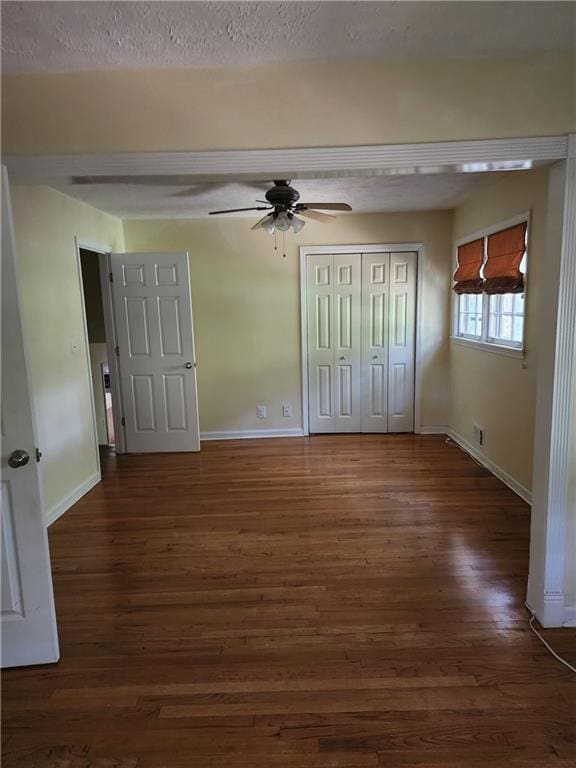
[307,254,362,433]
[387,252,417,432]
[307,250,416,434]
[361,253,390,432]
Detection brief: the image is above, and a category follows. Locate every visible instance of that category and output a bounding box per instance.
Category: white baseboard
[446,427,532,505]
[418,425,448,435]
[200,428,306,441]
[44,472,101,527]
[563,604,576,627]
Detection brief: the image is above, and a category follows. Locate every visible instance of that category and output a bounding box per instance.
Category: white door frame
[6,133,575,626]
[74,239,126,462]
[299,244,424,436]
[97,251,127,454]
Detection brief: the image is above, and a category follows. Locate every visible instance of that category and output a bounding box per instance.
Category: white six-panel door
[1,167,59,667]
[307,254,362,433]
[307,251,416,434]
[111,252,200,453]
[361,253,390,432]
[388,252,417,432]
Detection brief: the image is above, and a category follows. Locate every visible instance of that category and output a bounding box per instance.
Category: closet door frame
[299,243,424,436]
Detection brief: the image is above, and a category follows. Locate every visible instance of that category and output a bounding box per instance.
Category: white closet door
[333,254,362,430]
[387,252,417,432]
[361,253,390,432]
[307,254,361,433]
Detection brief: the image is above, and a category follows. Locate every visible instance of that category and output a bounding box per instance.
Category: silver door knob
[8,450,30,468]
[339,356,346,361]
[184,362,193,369]
[372,354,380,359]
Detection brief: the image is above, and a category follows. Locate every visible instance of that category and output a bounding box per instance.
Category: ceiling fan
[208,180,352,233]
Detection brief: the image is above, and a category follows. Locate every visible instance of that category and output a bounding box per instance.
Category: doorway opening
[78,247,116,451]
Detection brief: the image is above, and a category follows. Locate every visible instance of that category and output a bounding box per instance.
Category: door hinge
[121,416,126,427]
[35,447,42,463]
[115,345,120,357]
[109,272,114,283]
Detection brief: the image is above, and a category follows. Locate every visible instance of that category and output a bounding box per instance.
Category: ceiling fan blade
[299,209,335,223]
[299,203,352,211]
[209,206,272,215]
[251,213,273,231]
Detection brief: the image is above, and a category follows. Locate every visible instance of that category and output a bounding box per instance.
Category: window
[488,293,525,346]
[457,293,483,339]
[453,216,528,352]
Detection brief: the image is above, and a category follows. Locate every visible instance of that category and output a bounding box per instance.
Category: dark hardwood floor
[2,435,575,767]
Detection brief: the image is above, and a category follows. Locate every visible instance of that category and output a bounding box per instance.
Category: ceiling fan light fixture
[275,211,291,232]
[261,215,276,235]
[291,215,306,234]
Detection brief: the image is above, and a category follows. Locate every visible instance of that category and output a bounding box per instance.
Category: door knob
[372,354,380,359]
[184,362,193,369]
[8,450,30,469]
[339,356,347,361]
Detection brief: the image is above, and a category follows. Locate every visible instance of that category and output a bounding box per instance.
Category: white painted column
[528,136,576,627]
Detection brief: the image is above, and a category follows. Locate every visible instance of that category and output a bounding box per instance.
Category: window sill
[450,336,525,359]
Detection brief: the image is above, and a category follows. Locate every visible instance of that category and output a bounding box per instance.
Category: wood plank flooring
[2,435,575,767]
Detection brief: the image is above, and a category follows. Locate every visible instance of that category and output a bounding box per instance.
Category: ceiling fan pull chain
[274,229,278,251]
[282,230,286,258]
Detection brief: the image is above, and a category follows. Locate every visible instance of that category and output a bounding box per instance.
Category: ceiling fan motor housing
[265,180,300,210]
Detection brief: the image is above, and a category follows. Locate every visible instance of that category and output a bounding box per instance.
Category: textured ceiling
[2,1,574,74]
[45,173,502,219]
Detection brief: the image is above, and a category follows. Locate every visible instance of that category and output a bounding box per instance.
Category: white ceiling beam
[4,136,569,180]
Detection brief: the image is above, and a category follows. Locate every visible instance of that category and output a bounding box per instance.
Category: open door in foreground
[1,168,59,667]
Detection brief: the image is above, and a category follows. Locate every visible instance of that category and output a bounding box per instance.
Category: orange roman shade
[453,238,484,294]
[483,222,527,294]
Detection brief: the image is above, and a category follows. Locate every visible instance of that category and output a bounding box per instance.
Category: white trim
[526,596,567,629]
[98,252,127,454]
[300,243,424,256]
[528,147,576,627]
[74,238,107,477]
[446,427,532,505]
[45,472,100,527]
[4,136,568,180]
[450,337,525,359]
[418,426,449,435]
[200,429,305,441]
[413,248,425,434]
[562,605,576,627]
[299,248,310,436]
[299,243,423,436]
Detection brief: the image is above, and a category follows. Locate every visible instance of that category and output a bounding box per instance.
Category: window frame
[451,211,530,355]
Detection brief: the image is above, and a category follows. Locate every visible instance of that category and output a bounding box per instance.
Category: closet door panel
[388,252,417,432]
[333,254,362,431]
[307,256,335,432]
[361,253,390,432]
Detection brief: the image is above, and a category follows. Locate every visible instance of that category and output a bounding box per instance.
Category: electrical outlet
[282,404,292,418]
[256,405,267,419]
[473,423,485,448]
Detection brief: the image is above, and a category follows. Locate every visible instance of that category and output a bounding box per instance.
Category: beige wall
[11,185,124,517]
[2,53,574,155]
[124,212,452,434]
[449,169,550,493]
